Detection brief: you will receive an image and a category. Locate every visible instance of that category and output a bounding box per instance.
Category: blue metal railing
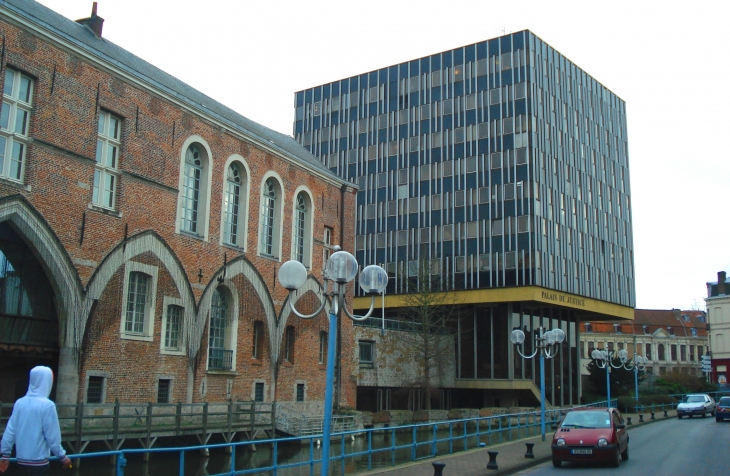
[2,401,617,476]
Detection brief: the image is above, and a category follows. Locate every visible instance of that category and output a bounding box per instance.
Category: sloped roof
[1,0,343,184]
[584,309,707,338]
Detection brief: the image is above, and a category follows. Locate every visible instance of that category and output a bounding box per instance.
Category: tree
[394,259,460,410]
[585,357,646,400]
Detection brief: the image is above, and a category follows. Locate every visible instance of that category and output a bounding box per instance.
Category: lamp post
[631,353,647,402]
[278,247,387,476]
[510,326,566,441]
[591,348,643,406]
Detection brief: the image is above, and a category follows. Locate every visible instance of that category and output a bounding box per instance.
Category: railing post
[75,400,84,455]
[144,402,153,462]
[176,401,182,435]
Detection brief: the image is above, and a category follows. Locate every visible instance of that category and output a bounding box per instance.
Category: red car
[551,408,629,468]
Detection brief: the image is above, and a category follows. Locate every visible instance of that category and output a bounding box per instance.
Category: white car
[677,394,716,418]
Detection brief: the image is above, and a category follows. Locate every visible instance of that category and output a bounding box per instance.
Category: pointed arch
[199,254,278,365]
[84,230,197,360]
[0,196,83,348]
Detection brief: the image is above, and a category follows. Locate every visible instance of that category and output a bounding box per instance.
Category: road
[516,416,730,475]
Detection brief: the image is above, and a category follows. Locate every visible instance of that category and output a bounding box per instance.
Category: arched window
[209,287,236,370]
[259,178,283,257]
[292,190,313,267]
[657,343,665,361]
[223,164,242,246]
[181,144,202,233]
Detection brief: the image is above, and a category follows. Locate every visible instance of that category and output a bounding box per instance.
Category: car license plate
[571,449,592,455]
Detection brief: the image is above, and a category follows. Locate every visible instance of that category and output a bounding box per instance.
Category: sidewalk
[359,409,677,476]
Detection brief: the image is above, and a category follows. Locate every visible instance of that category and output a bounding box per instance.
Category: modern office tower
[294,31,635,410]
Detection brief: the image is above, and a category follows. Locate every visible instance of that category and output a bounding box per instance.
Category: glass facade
[294,30,634,308]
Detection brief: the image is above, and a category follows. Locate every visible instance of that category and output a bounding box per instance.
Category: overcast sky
[34,0,730,311]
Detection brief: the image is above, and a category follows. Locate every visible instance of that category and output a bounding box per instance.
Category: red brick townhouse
[0,0,357,409]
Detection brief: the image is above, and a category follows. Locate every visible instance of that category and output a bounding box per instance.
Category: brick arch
[201,255,278,366]
[278,276,330,364]
[0,196,83,348]
[84,231,197,361]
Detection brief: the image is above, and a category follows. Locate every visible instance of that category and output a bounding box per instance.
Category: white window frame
[291,187,314,268]
[0,68,33,182]
[258,173,284,259]
[220,155,250,249]
[160,296,185,355]
[176,136,212,240]
[92,110,121,210]
[120,261,158,342]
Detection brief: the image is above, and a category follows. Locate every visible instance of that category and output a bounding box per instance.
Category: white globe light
[552,328,566,344]
[591,349,601,360]
[618,349,628,361]
[278,260,307,291]
[545,330,556,344]
[510,329,525,345]
[325,251,359,283]
[601,350,609,360]
[359,265,388,294]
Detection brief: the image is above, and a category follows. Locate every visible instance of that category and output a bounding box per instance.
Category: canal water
[36,425,539,476]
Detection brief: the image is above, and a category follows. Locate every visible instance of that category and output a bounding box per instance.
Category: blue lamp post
[510,326,565,441]
[631,353,647,402]
[591,349,641,406]
[278,247,387,476]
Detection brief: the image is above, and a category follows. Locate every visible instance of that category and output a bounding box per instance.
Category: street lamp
[631,353,648,402]
[278,247,387,476]
[591,349,641,406]
[510,326,566,441]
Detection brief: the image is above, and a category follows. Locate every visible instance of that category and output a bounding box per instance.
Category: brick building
[0,0,356,410]
[579,309,708,388]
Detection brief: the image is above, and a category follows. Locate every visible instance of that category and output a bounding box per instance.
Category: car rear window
[719,397,730,405]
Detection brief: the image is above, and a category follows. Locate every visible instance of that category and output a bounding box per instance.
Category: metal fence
[1,401,615,476]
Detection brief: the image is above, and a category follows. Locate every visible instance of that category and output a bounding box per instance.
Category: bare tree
[395,259,459,410]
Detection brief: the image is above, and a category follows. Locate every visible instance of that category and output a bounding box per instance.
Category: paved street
[515,415,730,476]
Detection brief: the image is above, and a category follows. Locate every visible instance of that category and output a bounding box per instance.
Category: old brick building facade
[0,0,356,409]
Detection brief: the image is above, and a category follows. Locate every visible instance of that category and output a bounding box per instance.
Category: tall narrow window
[124,272,149,335]
[323,227,333,270]
[285,325,295,363]
[86,376,105,404]
[181,144,202,234]
[319,331,327,364]
[296,383,305,402]
[209,288,232,370]
[293,193,306,263]
[0,68,33,182]
[93,111,121,209]
[252,320,264,359]
[164,305,182,351]
[359,341,374,368]
[223,164,241,245]
[260,179,276,256]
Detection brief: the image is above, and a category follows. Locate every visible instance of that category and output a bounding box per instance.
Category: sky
[34,0,730,311]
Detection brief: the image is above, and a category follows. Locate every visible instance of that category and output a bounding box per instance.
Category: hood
[554,428,614,444]
[677,402,704,409]
[26,366,54,398]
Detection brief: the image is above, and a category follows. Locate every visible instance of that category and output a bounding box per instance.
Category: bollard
[525,443,535,459]
[639,414,644,422]
[664,410,668,417]
[487,451,499,470]
[432,461,446,476]
[650,412,655,420]
[626,417,632,426]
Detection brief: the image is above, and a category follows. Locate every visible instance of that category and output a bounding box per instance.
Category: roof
[583,309,707,338]
[1,0,344,185]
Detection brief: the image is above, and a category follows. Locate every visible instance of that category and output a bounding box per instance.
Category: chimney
[76,2,104,38]
[719,271,727,296]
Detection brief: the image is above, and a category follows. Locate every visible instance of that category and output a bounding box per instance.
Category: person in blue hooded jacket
[0,366,72,474]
